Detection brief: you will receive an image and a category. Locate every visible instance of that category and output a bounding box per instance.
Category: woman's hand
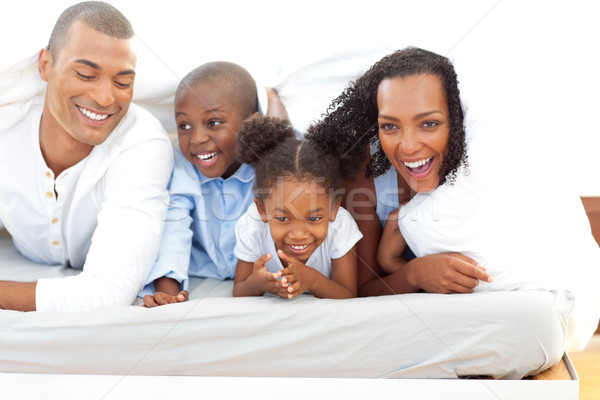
[406,253,492,294]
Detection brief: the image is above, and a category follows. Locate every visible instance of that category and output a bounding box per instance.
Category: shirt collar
[195,162,255,186]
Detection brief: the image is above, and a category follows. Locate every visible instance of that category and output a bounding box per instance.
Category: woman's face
[377,74,450,193]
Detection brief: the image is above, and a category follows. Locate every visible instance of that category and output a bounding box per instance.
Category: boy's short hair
[177,61,258,119]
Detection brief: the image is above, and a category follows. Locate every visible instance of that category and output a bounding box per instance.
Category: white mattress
[0,230,571,379]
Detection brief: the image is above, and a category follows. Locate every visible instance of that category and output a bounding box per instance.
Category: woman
[307,46,492,296]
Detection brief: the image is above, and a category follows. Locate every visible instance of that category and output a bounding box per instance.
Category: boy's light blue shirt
[139,149,255,296]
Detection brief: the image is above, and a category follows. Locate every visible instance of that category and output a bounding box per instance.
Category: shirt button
[227,253,234,261]
[46,192,54,199]
[51,240,59,246]
[51,218,59,224]
[45,171,52,179]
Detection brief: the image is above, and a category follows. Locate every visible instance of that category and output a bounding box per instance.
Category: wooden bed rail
[581,196,600,334]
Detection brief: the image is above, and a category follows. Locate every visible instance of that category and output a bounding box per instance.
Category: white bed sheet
[0,230,571,379]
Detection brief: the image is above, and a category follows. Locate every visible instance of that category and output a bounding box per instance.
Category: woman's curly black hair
[305,46,468,186]
[236,116,351,202]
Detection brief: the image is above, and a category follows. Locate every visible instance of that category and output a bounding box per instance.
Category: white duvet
[0,230,571,378]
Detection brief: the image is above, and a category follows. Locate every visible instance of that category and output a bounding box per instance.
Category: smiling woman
[306,45,600,353]
[377,74,452,194]
[307,47,482,296]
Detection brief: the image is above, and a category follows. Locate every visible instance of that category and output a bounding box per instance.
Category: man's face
[39,21,136,147]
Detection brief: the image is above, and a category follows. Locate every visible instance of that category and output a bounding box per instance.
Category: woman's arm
[377,207,408,274]
[342,161,387,293]
[328,248,358,298]
[342,155,416,295]
[344,153,490,296]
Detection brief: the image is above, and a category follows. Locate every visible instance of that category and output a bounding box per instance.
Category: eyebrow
[379,110,443,121]
[74,59,135,76]
[273,207,325,214]
[204,108,225,114]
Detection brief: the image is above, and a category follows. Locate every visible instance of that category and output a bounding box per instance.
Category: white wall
[2,0,599,195]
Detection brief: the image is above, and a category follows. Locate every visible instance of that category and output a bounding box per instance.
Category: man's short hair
[48,1,134,63]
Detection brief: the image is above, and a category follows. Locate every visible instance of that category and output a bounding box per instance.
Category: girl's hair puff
[236,116,345,202]
[306,46,468,185]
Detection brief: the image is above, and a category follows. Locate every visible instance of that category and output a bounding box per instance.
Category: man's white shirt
[0,96,173,311]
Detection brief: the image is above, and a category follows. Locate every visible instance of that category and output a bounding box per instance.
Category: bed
[1,3,599,397]
[0,228,571,379]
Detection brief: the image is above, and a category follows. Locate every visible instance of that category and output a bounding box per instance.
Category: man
[0,1,173,311]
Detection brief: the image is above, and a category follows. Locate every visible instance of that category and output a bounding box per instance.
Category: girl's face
[377,74,450,193]
[256,177,341,265]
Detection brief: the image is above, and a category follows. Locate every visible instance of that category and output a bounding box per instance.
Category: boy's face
[256,178,341,265]
[175,82,247,179]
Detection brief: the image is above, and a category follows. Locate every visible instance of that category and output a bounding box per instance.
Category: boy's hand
[143,290,188,308]
[276,250,317,299]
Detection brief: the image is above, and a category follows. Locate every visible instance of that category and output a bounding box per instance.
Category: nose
[287,221,308,240]
[89,78,115,108]
[398,128,422,155]
[190,127,210,146]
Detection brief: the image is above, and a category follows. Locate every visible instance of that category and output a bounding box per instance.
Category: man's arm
[0,281,36,311]
[35,115,174,312]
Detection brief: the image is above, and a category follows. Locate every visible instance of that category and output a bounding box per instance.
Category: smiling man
[0,1,173,311]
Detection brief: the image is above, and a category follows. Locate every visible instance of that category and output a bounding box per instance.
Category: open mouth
[286,243,311,255]
[77,105,110,122]
[403,156,434,176]
[196,152,218,163]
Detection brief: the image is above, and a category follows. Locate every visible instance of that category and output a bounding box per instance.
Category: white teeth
[290,244,309,250]
[197,152,217,161]
[404,157,432,169]
[78,106,108,121]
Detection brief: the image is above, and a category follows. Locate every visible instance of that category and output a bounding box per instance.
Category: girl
[233,116,362,299]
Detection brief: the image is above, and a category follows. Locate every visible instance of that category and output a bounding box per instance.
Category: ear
[329,196,342,221]
[38,49,52,82]
[254,197,268,223]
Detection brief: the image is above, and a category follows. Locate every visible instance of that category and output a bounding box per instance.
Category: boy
[141,61,287,306]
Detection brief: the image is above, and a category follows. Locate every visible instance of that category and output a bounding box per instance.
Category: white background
[2,0,599,195]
